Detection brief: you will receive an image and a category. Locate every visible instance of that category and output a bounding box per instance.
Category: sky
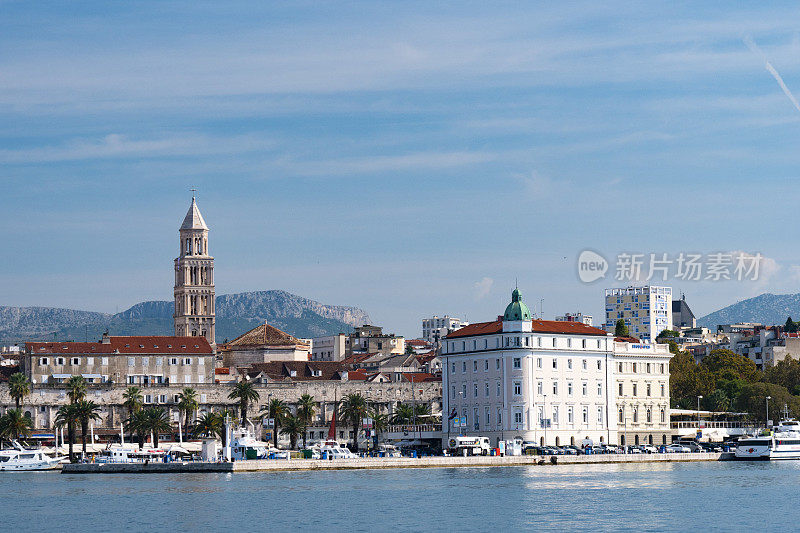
[4,2,800,338]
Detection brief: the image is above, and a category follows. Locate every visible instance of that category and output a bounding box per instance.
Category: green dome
[504,288,532,321]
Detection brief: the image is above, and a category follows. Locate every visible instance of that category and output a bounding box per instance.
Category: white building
[422,315,469,345]
[441,289,617,448]
[604,286,673,342]
[613,340,672,446]
[555,313,593,326]
[311,333,348,362]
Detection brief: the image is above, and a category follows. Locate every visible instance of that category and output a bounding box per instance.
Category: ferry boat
[0,442,64,471]
[735,419,800,460]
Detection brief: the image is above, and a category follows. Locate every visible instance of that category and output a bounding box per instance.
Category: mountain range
[0,290,371,343]
[697,293,800,330]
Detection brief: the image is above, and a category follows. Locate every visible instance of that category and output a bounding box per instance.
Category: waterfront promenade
[62,452,724,473]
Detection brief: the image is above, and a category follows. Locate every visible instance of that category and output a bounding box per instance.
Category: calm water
[2,461,797,532]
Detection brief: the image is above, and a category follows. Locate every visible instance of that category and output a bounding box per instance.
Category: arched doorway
[634,435,640,445]
[540,436,544,446]
[555,436,560,446]
[621,435,626,446]
[570,436,575,445]
[648,435,653,445]
[662,435,667,445]
[599,436,604,443]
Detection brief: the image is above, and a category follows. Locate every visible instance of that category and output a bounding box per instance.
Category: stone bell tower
[173,195,215,346]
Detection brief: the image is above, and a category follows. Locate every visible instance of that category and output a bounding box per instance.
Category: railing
[670,421,744,429]
[387,424,441,433]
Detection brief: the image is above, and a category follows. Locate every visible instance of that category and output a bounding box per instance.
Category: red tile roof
[244,361,346,382]
[26,336,213,355]
[400,372,440,383]
[445,319,608,338]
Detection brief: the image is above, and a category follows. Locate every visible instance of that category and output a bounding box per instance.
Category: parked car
[625,445,642,454]
[564,445,584,455]
[700,442,722,453]
[561,446,578,455]
[640,445,658,454]
[665,444,692,453]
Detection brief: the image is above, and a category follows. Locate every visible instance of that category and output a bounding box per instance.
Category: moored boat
[735,419,800,460]
[0,442,64,471]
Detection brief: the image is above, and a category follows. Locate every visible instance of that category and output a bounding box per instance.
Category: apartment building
[422,315,469,345]
[605,286,673,342]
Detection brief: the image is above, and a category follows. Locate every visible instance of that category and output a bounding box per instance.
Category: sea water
[1,461,795,532]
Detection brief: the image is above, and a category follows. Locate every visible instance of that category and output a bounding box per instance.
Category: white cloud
[473,277,494,300]
[743,35,800,114]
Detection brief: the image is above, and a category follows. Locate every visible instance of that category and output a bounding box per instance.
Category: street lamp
[697,395,703,433]
[766,396,772,429]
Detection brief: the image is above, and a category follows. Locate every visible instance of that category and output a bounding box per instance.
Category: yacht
[735,419,800,460]
[0,442,63,471]
[311,440,359,459]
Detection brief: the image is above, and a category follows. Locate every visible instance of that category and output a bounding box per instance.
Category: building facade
[311,333,348,361]
[220,322,310,368]
[422,315,469,345]
[604,286,673,342]
[555,313,593,326]
[23,335,215,385]
[173,196,216,346]
[441,289,617,448]
[612,340,672,446]
[347,325,405,357]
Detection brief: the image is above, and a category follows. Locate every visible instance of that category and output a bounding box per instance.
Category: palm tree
[74,400,101,457]
[8,373,30,409]
[339,393,368,453]
[55,404,79,462]
[65,375,87,404]
[177,388,199,430]
[126,410,149,450]
[228,382,260,425]
[122,386,143,423]
[144,407,172,447]
[260,398,288,448]
[0,409,32,443]
[371,410,389,446]
[391,403,415,425]
[192,412,222,439]
[297,394,316,448]
[414,403,431,418]
[280,414,304,449]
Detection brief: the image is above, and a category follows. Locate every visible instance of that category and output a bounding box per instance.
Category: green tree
[228,382,260,425]
[280,414,304,449]
[339,393,368,452]
[74,400,101,457]
[0,409,32,445]
[705,389,731,412]
[764,356,800,392]
[786,317,798,333]
[414,403,431,418]
[614,319,629,337]
[122,386,144,425]
[669,350,715,408]
[177,388,199,431]
[735,382,800,423]
[391,403,415,424]
[126,410,150,450]
[370,410,389,445]
[701,349,761,383]
[656,329,679,339]
[55,404,79,462]
[8,373,30,409]
[296,394,316,449]
[65,375,87,404]
[144,407,172,447]
[260,399,288,448]
[192,412,222,439]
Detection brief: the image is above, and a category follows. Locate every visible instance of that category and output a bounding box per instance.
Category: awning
[51,374,72,379]
[81,374,102,379]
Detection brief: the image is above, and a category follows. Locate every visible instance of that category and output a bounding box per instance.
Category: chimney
[101,331,111,344]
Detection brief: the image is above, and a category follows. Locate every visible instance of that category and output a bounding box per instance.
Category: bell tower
[173,194,215,346]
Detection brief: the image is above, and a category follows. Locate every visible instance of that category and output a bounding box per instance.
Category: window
[567,359,573,370]
[145,395,152,404]
[646,384,651,397]
[484,360,489,371]
[632,363,637,373]
[70,357,80,365]
[56,357,65,365]
[473,360,478,372]
[496,359,500,370]
[86,357,93,366]
[646,363,651,373]
[619,383,623,396]
[537,381,543,395]
[582,406,589,424]
[514,411,523,424]
[552,381,558,395]
[451,362,456,374]
[597,360,602,370]
[633,384,638,396]
[582,382,587,396]
[513,357,521,369]
[660,363,665,373]
[474,407,480,430]
[537,337,542,347]
[142,357,149,366]
[568,406,574,424]
[101,357,108,366]
[582,339,587,349]
[552,406,559,425]
[597,407,604,425]
[127,357,135,367]
[618,408,624,423]
[170,358,178,365]
[582,359,587,370]
[462,362,466,373]
[552,359,557,369]
[660,409,666,423]
[660,384,665,397]
[597,382,602,396]
[568,382,573,396]
[567,339,572,348]
[536,358,542,369]
[633,408,639,423]
[485,382,489,397]
[451,386,456,399]
[485,407,491,425]
[462,384,467,397]
[513,381,522,396]
[474,383,478,398]
[39,358,49,365]
[618,362,623,373]
[497,408,502,426]
[497,381,501,396]
[525,336,529,347]
[646,409,652,423]
[184,358,191,365]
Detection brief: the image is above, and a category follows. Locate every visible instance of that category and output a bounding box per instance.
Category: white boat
[0,442,63,471]
[735,419,800,460]
[311,440,358,459]
[227,427,273,460]
[96,445,168,463]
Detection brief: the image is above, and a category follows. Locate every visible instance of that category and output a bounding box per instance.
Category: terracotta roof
[615,335,642,343]
[406,339,431,346]
[445,319,608,338]
[226,322,306,348]
[245,361,346,381]
[215,367,231,375]
[26,336,213,355]
[400,372,440,383]
[339,352,376,367]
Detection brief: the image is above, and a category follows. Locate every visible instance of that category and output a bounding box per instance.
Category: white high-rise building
[422,315,469,345]
[555,313,593,326]
[604,286,672,342]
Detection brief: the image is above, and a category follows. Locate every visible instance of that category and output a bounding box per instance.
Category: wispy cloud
[743,35,800,114]
[473,277,494,300]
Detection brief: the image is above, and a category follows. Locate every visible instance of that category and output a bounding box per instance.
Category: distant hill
[698,293,800,329]
[0,290,371,343]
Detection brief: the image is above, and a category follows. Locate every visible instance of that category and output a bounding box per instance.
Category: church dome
[504,288,532,321]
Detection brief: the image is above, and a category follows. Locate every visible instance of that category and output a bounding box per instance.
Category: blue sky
[4,2,800,337]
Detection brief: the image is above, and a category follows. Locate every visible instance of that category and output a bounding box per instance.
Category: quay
[62,452,726,474]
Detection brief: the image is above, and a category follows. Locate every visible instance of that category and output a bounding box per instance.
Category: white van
[447,436,492,456]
